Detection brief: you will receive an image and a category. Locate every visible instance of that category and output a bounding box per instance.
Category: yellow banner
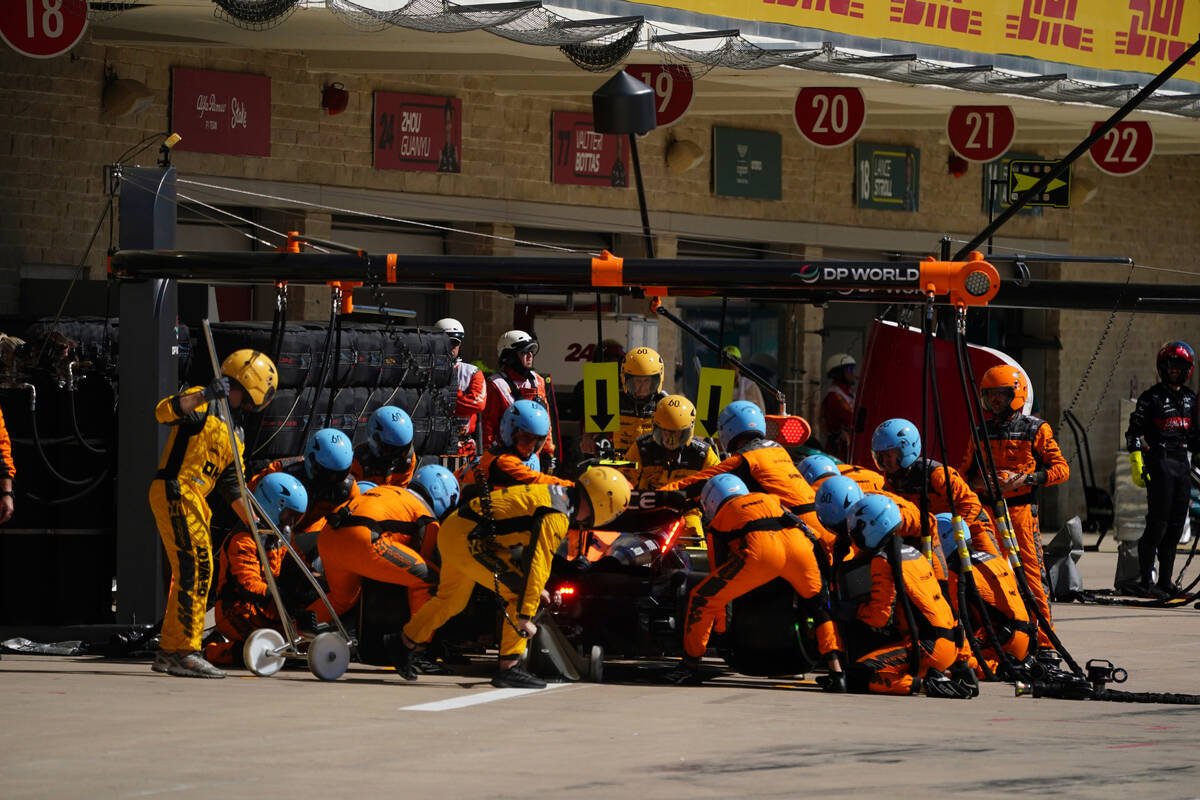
[643,0,1200,83]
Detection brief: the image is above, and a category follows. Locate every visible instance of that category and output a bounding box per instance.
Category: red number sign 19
[623,65,694,127]
[0,0,88,58]
[947,106,1015,163]
[1089,121,1154,176]
[793,88,866,149]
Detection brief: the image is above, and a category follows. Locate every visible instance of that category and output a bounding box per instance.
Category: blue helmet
[253,472,308,529]
[305,428,354,482]
[410,464,461,520]
[871,418,922,471]
[701,473,750,519]
[356,481,378,494]
[799,453,839,484]
[717,400,766,450]
[847,494,903,551]
[814,475,864,530]
[367,405,414,456]
[500,400,550,450]
[934,512,956,559]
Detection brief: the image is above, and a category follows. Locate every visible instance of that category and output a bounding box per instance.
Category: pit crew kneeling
[839,495,974,698]
[666,474,846,689]
[390,467,631,689]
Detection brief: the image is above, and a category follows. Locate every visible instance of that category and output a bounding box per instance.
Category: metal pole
[954,33,1200,260]
[628,134,655,259]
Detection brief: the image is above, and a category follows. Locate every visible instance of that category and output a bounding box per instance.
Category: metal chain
[1064,263,1135,415]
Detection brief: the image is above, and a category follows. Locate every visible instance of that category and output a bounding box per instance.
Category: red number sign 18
[947,106,1015,163]
[624,65,694,127]
[793,88,866,149]
[1089,121,1154,176]
[0,0,88,58]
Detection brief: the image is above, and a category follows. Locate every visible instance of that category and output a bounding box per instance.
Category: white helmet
[435,318,465,342]
[497,329,538,361]
[824,353,855,378]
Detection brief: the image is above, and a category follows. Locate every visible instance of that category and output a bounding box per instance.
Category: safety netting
[87,1,139,22]
[652,30,823,79]
[214,0,303,30]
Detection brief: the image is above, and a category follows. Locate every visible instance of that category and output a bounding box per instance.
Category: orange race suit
[884,457,1001,558]
[404,483,574,659]
[349,439,416,488]
[149,387,245,653]
[205,524,287,666]
[482,367,554,456]
[251,456,361,534]
[459,447,574,504]
[946,548,1034,677]
[315,485,439,622]
[682,492,842,663]
[847,543,959,695]
[661,438,835,559]
[961,412,1068,648]
[0,403,13,483]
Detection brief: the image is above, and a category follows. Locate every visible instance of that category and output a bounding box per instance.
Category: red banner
[171,68,271,157]
[551,112,631,188]
[374,93,462,172]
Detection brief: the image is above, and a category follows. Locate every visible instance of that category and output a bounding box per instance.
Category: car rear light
[553,585,577,605]
[766,414,811,446]
[660,518,685,553]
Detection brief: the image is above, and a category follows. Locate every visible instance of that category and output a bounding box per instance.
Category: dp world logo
[796,263,821,284]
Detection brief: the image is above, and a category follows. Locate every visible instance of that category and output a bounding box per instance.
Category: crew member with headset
[482,329,555,468]
[435,318,487,456]
[350,405,416,488]
[252,428,361,536]
[389,467,631,689]
[459,400,573,501]
[961,365,1068,652]
[1125,342,1200,599]
[582,346,668,459]
[149,349,278,679]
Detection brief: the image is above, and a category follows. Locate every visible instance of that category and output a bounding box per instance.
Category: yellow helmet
[621,346,664,400]
[652,394,695,450]
[221,349,278,412]
[576,466,632,528]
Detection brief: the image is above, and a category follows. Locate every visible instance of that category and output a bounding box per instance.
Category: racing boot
[922,669,973,699]
[950,660,980,697]
[413,653,450,675]
[816,672,848,693]
[1035,647,1063,669]
[663,656,704,685]
[155,650,226,679]
[492,664,547,689]
[383,633,419,681]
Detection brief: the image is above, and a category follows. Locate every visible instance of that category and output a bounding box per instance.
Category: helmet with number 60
[652,395,695,450]
[576,467,632,528]
[621,347,664,401]
[304,428,354,482]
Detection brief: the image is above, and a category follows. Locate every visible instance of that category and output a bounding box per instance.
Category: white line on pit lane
[400,683,575,712]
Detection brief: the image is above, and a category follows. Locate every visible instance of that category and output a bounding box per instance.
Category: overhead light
[102,71,154,121]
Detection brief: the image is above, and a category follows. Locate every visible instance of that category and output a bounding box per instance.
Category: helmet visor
[871,447,903,474]
[652,424,691,450]
[981,386,1014,410]
[624,374,658,400]
[513,429,547,459]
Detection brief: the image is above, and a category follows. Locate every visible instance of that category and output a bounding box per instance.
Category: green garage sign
[713,126,781,200]
[855,143,919,211]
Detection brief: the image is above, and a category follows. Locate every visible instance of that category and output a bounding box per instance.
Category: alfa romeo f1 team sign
[171,68,271,157]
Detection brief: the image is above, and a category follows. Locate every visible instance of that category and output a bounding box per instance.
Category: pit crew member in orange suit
[842,495,972,698]
[435,318,487,456]
[798,453,885,493]
[961,365,1068,653]
[251,428,361,536]
[619,395,720,542]
[205,472,307,668]
[149,349,277,679]
[482,329,555,466]
[665,474,845,689]
[0,403,14,525]
[391,468,631,689]
[315,465,460,625]
[460,400,573,503]
[350,405,416,488]
[936,514,1033,679]
[872,418,1002,560]
[659,401,833,552]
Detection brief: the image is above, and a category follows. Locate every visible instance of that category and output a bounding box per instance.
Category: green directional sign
[695,367,735,439]
[1007,159,1071,208]
[583,362,620,434]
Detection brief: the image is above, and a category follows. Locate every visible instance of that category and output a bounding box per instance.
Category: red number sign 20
[793,88,866,149]
[1089,121,1154,176]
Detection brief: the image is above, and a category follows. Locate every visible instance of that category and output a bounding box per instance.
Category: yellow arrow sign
[1013,172,1066,194]
[582,362,620,434]
[695,367,735,439]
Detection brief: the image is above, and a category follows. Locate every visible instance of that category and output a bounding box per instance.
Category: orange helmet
[979,365,1027,412]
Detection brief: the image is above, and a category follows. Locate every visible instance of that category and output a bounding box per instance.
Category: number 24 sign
[793,88,866,149]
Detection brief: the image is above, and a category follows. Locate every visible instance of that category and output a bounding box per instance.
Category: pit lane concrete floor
[4,547,1200,800]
